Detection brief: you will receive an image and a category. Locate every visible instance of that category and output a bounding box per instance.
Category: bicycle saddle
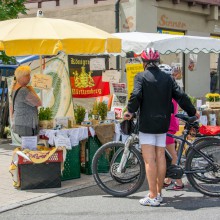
[175,113,197,123]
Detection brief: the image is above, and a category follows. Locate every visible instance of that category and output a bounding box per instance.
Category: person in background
[158,64,184,190]
[210,70,217,93]
[10,66,42,137]
[124,48,199,207]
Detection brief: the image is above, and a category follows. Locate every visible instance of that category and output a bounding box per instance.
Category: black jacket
[127,67,196,134]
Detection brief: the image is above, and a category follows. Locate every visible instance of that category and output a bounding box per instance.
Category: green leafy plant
[0,0,28,21]
[97,102,108,120]
[38,107,53,121]
[92,101,99,115]
[74,105,86,124]
[189,95,197,107]
[0,0,28,64]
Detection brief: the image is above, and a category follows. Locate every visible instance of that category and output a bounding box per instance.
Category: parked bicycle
[92,114,220,197]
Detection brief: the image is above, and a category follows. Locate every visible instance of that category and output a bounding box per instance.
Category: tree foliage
[0,0,27,20]
[0,0,28,64]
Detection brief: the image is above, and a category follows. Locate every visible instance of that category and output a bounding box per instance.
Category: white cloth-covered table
[39,127,88,147]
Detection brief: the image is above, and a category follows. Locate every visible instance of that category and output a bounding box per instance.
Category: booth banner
[8,52,74,145]
[68,55,110,98]
[126,63,144,97]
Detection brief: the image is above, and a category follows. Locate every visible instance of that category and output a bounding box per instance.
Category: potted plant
[97,102,108,120]
[38,107,54,129]
[92,101,99,120]
[74,105,86,125]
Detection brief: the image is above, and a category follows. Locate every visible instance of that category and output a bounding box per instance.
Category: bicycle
[92,113,220,197]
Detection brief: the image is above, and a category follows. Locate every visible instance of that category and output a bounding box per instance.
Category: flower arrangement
[205,93,220,102]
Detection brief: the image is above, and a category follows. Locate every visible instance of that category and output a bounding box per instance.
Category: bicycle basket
[120,119,135,135]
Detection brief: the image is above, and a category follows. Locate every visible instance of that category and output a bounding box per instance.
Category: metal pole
[115,0,121,70]
[217,54,220,93]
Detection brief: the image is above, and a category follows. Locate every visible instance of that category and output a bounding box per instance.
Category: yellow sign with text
[126,63,144,98]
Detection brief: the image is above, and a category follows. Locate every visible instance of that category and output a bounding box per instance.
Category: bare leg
[156,146,166,194]
[166,143,183,186]
[141,144,157,198]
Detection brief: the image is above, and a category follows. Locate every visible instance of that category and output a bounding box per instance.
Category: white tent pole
[40,55,43,74]
[39,55,43,104]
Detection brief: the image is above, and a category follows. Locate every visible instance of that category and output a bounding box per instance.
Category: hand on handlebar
[123,111,133,120]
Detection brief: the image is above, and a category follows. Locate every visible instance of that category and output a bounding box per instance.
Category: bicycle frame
[117,128,218,175]
[167,130,218,174]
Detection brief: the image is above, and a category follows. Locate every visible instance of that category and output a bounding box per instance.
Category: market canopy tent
[0,17,121,56]
[112,32,220,56]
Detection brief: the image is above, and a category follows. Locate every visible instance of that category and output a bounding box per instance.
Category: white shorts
[139,132,166,147]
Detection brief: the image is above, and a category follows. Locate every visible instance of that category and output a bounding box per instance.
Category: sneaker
[166,182,184,191]
[139,195,160,207]
[156,193,163,203]
[173,183,184,191]
[163,181,173,188]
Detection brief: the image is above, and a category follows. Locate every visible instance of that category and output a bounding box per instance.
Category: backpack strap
[13,87,22,113]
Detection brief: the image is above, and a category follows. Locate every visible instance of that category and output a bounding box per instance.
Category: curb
[0,179,98,213]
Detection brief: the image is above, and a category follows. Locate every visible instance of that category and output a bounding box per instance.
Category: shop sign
[68,55,110,98]
[158,15,186,30]
[157,28,185,35]
[211,34,220,39]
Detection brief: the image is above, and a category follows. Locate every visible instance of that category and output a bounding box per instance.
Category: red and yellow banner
[68,55,110,98]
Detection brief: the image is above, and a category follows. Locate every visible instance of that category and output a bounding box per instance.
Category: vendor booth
[0,16,122,189]
[112,31,220,126]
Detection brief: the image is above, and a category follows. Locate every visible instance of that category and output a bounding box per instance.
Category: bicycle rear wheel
[186,139,220,197]
[92,142,145,197]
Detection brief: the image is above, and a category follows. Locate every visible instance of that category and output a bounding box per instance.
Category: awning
[112,32,220,56]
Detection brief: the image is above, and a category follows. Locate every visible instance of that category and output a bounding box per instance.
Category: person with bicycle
[158,64,184,190]
[124,48,200,207]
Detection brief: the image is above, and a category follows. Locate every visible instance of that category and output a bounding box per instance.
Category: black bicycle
[92,114,220,197]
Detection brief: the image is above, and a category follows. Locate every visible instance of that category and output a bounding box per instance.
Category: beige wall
[135,0,220,98]
[23,0,116,33]
[22,0,220,98]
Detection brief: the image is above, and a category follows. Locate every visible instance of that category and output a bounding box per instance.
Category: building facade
[23,0,220,97]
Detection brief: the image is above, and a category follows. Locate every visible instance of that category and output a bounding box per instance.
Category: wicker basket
[206,102,220,109]
[39,120,54,129]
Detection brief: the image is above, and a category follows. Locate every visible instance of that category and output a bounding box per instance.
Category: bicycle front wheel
[92,142,145,197]
[186,139,220,197]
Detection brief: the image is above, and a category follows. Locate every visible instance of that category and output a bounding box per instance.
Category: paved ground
[0,139,96,213]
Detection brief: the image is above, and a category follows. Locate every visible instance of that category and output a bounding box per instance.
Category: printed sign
[113,107,123,119]
[31,73,52,89]
[126,63,144,98]
[90,58,106,71]
[21,136,37,150]
[112,83,127,95]
[107,111,115,120]
[102,70,121,83]
[54,135,71,149]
